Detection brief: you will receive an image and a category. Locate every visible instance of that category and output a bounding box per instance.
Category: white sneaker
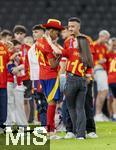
[49,135,63,140]
[94,114,105,122]
[0,128,4,134]
[56,124,66,132]
[64,132,75,139]
[94,113,109,122]
[102,114,109,121]
[76,137,85,140]
[86,132,98,138]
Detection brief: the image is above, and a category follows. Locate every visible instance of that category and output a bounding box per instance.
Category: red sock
[47,104,56,132]
[38,112,40,122]
[17,76,22,85]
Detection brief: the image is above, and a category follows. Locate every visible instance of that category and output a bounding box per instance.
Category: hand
[6,41,14,50]
[10,52,20,61]
[44,34,52,45]
[53,51,58,57]
[86,77,91,84]
[11,67,19,75]
[86,74,91,78]
[85,73,92,84]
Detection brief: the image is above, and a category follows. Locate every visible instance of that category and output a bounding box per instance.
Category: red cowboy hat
[43,19,64,30]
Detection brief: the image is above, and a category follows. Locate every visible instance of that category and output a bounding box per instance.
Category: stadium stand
[0,0,115,39]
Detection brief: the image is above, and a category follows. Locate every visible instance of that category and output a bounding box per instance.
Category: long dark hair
[77,35,93,68]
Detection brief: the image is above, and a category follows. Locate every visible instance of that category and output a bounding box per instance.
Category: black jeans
[0,88,7,127]
[65,74,87,138]
[85,81,96,133]
[62,99,73,132]
[64,80,96,134]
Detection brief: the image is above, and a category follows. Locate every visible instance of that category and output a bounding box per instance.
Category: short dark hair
[0,29,12,37]
[13,25,27,34]
[32,24,45,31]
[68,17,81,24]
[11,39,21,46]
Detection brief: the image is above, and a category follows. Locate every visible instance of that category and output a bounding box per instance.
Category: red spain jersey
[63,36,92,76]
[7,50,24,84]
[64,37,74,49]
[20,44,30,81]
[0,42,9,88]
[7,51,14,83]
[62,48,91,77]
[36,37,59,80]
[93,41,108,70]
[107,51,116,84]
[14,53,24,85]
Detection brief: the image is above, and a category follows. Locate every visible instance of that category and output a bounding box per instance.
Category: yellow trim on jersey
[38,50,46,66]
[35,48,39,59]
[47,75,60,103]
[0,56,4,73]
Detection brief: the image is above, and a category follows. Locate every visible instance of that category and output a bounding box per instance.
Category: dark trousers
[85,81,96,133]
[37,92,47,126]
[64,79,96,135]
[0,88,7,128]
[62,99,73,132]
[65,74,87,138]
[28,98,34,123]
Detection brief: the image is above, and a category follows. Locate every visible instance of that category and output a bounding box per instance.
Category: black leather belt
[68,72,83,78]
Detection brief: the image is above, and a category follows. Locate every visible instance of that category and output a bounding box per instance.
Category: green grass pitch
[0,122,116,150]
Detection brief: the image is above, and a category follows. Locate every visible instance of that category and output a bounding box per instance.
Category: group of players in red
[0,17,116,140]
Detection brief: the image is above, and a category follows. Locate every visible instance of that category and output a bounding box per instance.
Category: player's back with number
[0,42,8,88]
